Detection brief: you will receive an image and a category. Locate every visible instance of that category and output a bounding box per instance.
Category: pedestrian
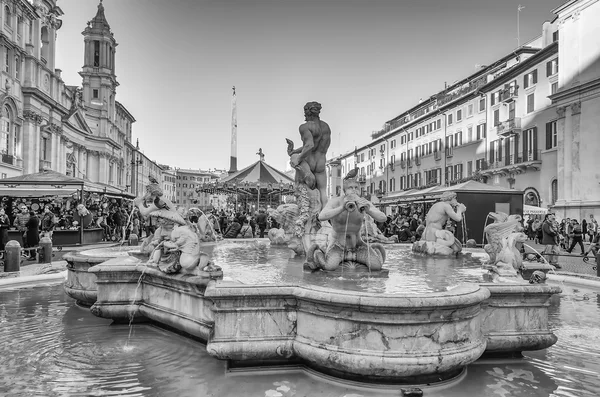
[0,208,10,253]
[25,211,40,260]
[41,206,55,240]
[566,219,585,255]
[541,213,561,269]
[582,218,588,242]
[256,208,268,238]
[589,214,598,243]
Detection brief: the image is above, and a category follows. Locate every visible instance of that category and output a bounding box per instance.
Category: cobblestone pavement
[521,240,598,276]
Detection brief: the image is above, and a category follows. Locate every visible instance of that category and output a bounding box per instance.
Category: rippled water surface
[1,280,600,396]
[205,241,487,294]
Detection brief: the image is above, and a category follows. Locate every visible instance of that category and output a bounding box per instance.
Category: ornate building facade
[0,0,159,197]
[326,11,581,216]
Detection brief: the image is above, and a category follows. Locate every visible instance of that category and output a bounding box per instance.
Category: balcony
[497,117,522,137]
[434,151,442,161]
[400,160,406,169]
[358,175,366,184]
[39,159,52,171]
[415,156,421,166]
[500,86,518,103]
[407,159,413,168]
[483,150,542,175]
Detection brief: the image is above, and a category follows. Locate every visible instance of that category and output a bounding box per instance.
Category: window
[476,123,486,139]
[552,30,559,43]
[360,153,365,162]
[494,109,500,126]
[447,114,453,125]
[93,89,99,99]
[551,82,558,95]
[467,161,473,176]
[546,59,558,76]
[28,19,33,44]
[551,179,558,204]
[456,109,462,122]
[41,136,48,161]
[3,47,8,73]
[14,55,20,80]
[94,40,100,67]
[389,178,395,192]
[523,70,538,89]
[526,93,535,113]
[454,131,463,146]
[467,104,473,117]
[4,5,11,27]
[546,121,557,149]
[467,126,473,142]
[454,164,463,180]
[390,140,396,149]
[436,119,441,129]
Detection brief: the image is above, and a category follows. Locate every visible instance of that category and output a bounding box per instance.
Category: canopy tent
[523,204,548,215]
[0,170,134,198]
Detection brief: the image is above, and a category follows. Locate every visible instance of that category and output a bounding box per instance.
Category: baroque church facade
[0,0,137,194]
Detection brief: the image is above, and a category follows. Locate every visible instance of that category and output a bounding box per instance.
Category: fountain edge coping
[0,271,67,288]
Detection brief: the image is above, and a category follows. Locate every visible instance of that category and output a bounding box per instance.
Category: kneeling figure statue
[412,191,466,256]
[306,174,386,271]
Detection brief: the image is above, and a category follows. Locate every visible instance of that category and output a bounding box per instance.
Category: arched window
[0,106,9,154]
[40,26,49,62]
[551,179,558,205]
[4,5,11,28]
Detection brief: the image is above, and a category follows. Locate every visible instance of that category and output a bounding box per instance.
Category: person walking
[541,213,561,269]
[41,206,55,240]
[0,208,10,253]
[256,208,268,238]
[589,214,598,243]
[25,211,40,260]
[566,219,585,255]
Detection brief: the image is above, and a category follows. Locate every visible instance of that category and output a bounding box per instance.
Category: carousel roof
[220,160,294,187]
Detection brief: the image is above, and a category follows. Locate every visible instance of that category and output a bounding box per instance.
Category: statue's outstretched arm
[318,199,345,221]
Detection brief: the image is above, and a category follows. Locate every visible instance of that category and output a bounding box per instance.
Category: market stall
[1,170,134,246]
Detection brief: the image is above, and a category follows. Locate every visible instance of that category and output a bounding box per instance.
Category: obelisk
[228,86,238,174]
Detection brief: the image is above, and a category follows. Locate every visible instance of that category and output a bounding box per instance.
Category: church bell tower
[79,0,118,136]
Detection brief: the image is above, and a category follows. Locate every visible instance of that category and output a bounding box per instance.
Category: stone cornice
[21,87,69,116]
[549,77,600,104]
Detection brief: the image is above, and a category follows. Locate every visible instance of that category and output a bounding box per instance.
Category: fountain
[70,102,559,384]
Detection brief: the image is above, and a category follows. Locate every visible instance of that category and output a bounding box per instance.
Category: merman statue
[135,177,215,276]
[306,171,386,271]
[412,191,466,256]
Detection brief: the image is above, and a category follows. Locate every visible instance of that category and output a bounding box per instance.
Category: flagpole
[517,5,525,47]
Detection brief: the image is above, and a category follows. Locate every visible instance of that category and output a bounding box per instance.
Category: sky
[55,0,565,173]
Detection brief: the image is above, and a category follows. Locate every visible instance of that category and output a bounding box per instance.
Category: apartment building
[327,20,562,212]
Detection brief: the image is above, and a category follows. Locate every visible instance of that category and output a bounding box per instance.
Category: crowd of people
[527,212,600,268]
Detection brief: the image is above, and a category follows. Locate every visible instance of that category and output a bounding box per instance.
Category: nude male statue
[289,101,331,208]
[422,191,466,243]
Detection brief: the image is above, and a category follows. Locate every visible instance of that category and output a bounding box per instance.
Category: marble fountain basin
[77,242,560,384]
[64,245,147,306]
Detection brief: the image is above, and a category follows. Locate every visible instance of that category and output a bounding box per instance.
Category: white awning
[523,204,548,215]
[0,186,78,197]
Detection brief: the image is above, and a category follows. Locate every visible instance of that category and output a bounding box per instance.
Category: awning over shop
[0,186,78,197]
[0,170,134,198]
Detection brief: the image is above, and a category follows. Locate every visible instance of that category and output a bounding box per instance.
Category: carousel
[196,152,295,213]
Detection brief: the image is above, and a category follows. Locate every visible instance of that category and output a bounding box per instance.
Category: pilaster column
[555,106,567,204]
[570,101,582,202]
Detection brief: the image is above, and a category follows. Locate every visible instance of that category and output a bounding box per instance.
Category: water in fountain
[198,209,220,242]
[125,262,149,350]
[3,280,600,396]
